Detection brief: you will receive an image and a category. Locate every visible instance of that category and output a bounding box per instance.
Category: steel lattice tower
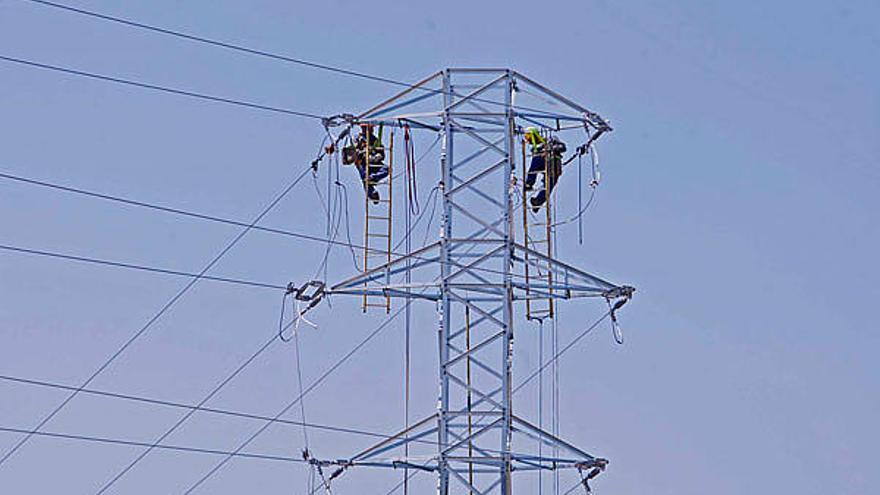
[317,68,634,495]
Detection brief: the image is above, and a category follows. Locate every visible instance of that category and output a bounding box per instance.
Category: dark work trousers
[356,162,389,196]
[526,154,561,206]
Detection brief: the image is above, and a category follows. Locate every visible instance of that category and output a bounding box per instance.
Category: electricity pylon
[316,69,634,495]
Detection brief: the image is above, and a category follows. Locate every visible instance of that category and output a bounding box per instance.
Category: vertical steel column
[500,70,515,495]
[437,69,454,495]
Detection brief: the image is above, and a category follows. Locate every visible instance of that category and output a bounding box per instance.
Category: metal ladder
[362,128,393,313]
[522,137,554,321]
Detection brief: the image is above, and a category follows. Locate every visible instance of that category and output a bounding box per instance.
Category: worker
[342,124,388,204]
[523,127,567,212]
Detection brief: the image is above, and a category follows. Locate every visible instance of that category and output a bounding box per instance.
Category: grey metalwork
[319,69,633,495]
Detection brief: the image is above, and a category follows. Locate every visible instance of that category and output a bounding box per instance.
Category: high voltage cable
[0,165,311,469]
[0,426,307,464]
[0,170,543,283]
[0,55,324,120]
[19,0,587,120]
[0,243,286,290]
[182,300,411,494]
[94,326,282,493]
[0,374,438,446]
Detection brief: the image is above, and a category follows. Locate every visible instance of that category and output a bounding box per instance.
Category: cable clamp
[321,113,356,129]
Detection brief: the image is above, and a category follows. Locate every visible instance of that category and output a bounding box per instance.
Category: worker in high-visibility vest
[523,127,567,212]
[342,124,388,204]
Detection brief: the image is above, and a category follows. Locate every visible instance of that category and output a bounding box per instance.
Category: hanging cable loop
[603,286,634,345]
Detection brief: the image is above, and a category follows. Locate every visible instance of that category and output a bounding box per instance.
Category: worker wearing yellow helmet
[523,127,567,212]
[342,124,388,204]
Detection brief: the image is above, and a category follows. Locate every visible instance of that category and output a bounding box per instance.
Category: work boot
[530,195,544,213]
[367,186,380,205]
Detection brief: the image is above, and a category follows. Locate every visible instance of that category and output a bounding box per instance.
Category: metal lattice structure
[321,68,634,495]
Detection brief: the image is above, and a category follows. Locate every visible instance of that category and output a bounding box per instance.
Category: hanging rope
[404,123,420,216]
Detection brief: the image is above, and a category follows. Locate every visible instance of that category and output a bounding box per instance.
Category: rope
[404,124,420,215]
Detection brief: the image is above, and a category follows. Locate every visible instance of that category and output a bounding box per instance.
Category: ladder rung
[367,215,391,220]
[367,233,390,238]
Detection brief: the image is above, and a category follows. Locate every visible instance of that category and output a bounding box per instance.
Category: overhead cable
[0,243,286,290]
[0,165,311,468]
[0,54,324,120]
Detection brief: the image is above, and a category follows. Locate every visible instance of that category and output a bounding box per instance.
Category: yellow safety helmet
[524,127,543,145]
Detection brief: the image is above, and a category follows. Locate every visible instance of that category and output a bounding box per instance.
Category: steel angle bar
[350,414,439,462]
[446,286,506,298]
[448,343,503,380]
[513,243,618,291]
[461,384,504,412]
[448,68,510,73]
[445,411,503,419]
[358,71,444,119]
[365,91,439,119]
[448,158,508,197]
[451,136,506,171]
[517,114,558,131]
[449,306,502,340]
[330,242,439,290]
[512,71,607,125]
[449,466,490,495]
[329,288,439,301]
[449,171,506,209]
[358,117,442,132]
[451,115,507,127]
[445,428,498,461]
[445,330,505,368]
[449,112,507,118]
[511,281,606,296]
[513,111,591,123]
[446,374,504,411]
[508,454,583,465]
[446,245,506,283]
[448,201,506,238]
[447,292,506,329]
[511,415,597,461]
[442,417,503,455]
[446,74,509,112]
[449,121,507,156]
[365,111,443,122]
[481,476,504,495]
[448,238,506,244]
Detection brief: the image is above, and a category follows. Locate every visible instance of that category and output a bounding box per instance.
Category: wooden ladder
[362,129,393,313]
[522,138,554,321]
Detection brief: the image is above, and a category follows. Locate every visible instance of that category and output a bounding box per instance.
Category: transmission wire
[0,165,311,469]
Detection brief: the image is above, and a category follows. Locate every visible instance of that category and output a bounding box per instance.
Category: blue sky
[1,1,877,494]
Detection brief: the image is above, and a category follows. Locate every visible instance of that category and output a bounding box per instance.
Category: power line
[0,54,324,120]
[0,243,286,290]
[0,170,541,284]
[0,373,436,446]
[95,325,282,493]
[0,426,306,465]
[21,0,414,90]
[19,0,589,122]
[0,165,311,469]
[182,300,410,494]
